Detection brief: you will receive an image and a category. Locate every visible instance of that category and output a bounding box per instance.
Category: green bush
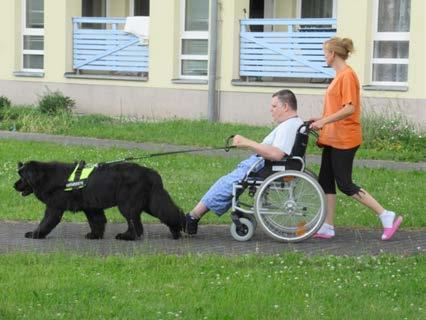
[362,111,423,152]
[38,89,75,115]
[0,95,11,117]
[0,95,11,109]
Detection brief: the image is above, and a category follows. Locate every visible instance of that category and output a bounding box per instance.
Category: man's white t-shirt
[261,117,304,155]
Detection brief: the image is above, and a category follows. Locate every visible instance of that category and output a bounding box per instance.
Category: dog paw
[115,233,139,241]
[25,231,45,239]
[85,232,103,240]
[171,232,181,239]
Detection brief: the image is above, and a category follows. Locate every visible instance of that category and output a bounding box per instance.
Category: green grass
[1,106,424,162]
[0,253,425,320]
[1,139,424,227]
[1,107,425,320]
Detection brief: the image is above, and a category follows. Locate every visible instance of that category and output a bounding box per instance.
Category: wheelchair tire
[230,218,255,242]
[254,170,326,242]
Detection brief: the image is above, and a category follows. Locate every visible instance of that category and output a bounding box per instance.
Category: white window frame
[179,0,209,80]
[370,0,410,86]
[129,0,134,16]
[296,0,337,18]
[21,0,44,72]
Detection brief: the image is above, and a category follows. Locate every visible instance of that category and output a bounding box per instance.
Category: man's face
[270,96,287,122]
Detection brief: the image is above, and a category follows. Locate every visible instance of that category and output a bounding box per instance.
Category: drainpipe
[207,0,219,122]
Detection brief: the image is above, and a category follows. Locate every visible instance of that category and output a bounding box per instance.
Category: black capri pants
[318,145,361,196]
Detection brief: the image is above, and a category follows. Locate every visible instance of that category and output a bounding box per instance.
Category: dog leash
[99,135,236,165]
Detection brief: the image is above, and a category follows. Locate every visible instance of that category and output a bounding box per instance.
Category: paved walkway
[1,130,425,256]
[1,130,425,171]
[1,222,425,256]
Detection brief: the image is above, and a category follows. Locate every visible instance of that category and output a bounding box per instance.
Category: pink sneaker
[313,232,334,239]
[381,216,403,241]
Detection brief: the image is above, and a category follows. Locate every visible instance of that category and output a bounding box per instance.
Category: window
[298,0,336,18]
[180,0,209,79]
[131,0,150,16]
[372,0,410,85]
[22,0,44,71]
[82,0,107,17]
[82,0,107,29]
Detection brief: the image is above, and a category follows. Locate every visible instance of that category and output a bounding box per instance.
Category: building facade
[0,0,424,127]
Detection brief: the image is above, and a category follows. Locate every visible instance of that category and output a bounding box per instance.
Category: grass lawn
[0,113,425,319]
[0,139,424,228]
[0,253,425,320]
[1,108,425,162]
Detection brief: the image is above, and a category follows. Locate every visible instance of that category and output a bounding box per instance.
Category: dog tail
[149,178,185,230]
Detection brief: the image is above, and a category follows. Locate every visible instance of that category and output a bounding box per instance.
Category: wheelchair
[229,122,326,242]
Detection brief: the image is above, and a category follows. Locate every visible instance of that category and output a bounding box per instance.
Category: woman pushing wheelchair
[310,37,403,240]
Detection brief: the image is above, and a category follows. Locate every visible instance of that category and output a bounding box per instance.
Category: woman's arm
[310,104,355,130]
[232,135,285,161]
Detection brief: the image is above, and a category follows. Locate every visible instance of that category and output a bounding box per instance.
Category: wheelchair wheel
[254,170,326,242]
[230,218,255,242]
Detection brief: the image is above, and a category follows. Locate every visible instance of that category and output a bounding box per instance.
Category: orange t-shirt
[318,66,362,149]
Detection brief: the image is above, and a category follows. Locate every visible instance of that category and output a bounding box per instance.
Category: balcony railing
[240,18,336,80]
[73,17,148,74]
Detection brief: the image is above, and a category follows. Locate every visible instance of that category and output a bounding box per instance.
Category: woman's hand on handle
[309,118,326,130]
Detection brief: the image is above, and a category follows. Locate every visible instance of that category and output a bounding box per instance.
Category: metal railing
[240,18,336,79]
[73,17,148,74]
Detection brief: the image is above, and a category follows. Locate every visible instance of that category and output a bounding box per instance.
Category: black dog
[14,161,186,240]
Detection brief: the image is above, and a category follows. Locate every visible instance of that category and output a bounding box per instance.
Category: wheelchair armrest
[243,157,264,180]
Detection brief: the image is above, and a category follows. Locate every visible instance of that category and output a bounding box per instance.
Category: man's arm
[232,135,285,161]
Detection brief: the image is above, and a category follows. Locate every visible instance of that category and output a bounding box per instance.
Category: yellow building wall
[275,0,297,18]
[109,0,128,17]
[44,1,73,81]
[406,0,426,100]
[148,0,179,87]
[0,1,17,80]
[0,0,424,121]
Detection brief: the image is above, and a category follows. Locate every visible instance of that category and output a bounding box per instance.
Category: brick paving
[1,222,424,256]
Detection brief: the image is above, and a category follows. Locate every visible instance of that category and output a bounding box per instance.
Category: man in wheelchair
[185,89,304,235]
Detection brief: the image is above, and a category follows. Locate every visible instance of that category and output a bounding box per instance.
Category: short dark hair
[272,89,297,110]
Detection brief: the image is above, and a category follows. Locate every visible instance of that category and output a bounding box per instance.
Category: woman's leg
[315,147,337,238]
[331,146,403,240]
[351,189,384,215]
[325,194,336,225]
[318,146,337,225]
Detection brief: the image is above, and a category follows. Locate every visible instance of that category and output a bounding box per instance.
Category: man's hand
[232,134,251,148]
[233,134,285,161]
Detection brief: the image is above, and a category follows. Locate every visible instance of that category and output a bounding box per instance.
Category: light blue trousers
[201,155,264,215]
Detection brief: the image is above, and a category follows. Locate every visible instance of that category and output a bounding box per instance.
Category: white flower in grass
[274,305,279,309]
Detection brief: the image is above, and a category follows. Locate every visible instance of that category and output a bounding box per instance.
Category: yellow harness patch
[65,161,97,191]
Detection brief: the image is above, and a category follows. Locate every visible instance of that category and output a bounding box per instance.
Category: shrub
[38,89,75,115]
[362,111,423,152]
[0,96,12,120]
[0,95,11,109]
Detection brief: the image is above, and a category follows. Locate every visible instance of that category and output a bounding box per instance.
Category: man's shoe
[185,213,199,235]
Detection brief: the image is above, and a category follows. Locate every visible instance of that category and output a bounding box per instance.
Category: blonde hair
[324,37,355,60]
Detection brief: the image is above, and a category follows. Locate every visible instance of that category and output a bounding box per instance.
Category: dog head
[14,161,39,196]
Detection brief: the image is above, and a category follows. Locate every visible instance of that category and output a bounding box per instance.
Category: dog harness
[65,161,97,191]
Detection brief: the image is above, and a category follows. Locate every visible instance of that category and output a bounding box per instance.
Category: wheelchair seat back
[290,123,310,158]
[247,122,313,180]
